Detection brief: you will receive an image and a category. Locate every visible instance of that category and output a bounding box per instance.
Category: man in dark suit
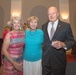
[42,6,75,75]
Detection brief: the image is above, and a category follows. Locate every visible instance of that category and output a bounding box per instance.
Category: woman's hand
[12,61,23,71]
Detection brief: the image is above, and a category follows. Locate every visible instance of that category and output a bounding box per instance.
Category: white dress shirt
[47,19,67,50]
[47,19,59,39]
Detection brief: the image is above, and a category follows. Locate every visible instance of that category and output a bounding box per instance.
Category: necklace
[29,30,37,36]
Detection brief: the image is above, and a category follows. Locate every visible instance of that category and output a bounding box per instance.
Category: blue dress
[23,29,44,62]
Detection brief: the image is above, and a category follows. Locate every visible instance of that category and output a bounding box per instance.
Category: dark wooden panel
[72,41,76,55]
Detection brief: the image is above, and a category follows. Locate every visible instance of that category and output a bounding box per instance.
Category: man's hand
[51,41,66,49]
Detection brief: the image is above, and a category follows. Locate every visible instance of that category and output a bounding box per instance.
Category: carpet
[66,54,76,75]
[66,62,76,75]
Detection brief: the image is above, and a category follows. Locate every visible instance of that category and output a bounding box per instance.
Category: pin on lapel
[59,25,61,27]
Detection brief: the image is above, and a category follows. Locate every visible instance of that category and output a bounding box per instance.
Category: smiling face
[48,6,59,22]
[13,20,21,30]
[29,20,37,30]
[11,16,23,31]
[27,16,39,30]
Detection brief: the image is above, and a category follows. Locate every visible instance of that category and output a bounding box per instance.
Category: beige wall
[11,0,22,17]
[69,0,76,40]
[59,0,70,23]
[0,0,59,37]
[22,0,59,29]
[0,0,76,40]
[0,0,11,38]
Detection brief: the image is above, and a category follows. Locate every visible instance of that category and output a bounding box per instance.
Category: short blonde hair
[26,16,39,25]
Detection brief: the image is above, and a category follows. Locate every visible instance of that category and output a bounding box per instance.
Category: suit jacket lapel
[52,20,62,40]
[45,20,62,41]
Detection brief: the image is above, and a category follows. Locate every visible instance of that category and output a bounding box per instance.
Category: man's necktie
[50,22,55,40]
